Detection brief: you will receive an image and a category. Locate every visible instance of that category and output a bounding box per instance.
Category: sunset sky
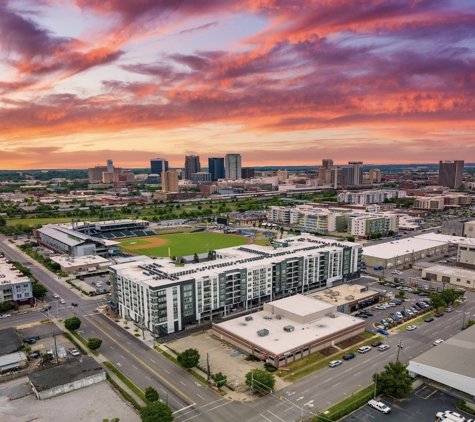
[1,0,474,169]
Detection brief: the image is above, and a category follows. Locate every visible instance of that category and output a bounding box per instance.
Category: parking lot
[74,273,111,295]
[341,386,470,422]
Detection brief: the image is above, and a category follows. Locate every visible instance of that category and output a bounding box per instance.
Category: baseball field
[119,232,248,257]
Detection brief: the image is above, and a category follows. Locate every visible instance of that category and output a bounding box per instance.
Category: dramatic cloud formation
[0,0,474,168]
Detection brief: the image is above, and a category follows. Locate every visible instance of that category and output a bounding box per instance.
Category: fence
[314,389,377,421]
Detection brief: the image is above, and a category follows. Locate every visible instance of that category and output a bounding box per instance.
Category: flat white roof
[363,233,461,259]
[309,284,377,306]
[423,265,475,278]
[0,259,33,286]
[51,254,112,268]
[215,298,363,356]
[268,294,335,317]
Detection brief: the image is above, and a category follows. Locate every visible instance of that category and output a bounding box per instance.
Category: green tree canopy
[32,282,48,299]
[429,294,446,312]
[140,402,174,422]
[245,369,276,393]
[177,348,200,369]
[439,288,465,306]
[346,236,355,242]
[374,361,413,399]
[0,301,13,312]
[145,386,159,403]
[64,316,81,331]
[465,320,475,329]
[87,337,103,350]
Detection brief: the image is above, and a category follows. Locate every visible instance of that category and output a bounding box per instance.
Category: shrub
[87,337,103,350]
[64,316,81,331]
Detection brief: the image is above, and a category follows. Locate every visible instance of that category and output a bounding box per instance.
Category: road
[1,238,473,422]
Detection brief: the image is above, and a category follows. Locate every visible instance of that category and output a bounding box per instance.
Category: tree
[429,294,446,312]
[346,236,355,242]
[0,301,13,312]
[388,230,395,237]
[374,361,413,399]
[140,402,174,422]
[103,419,120,422]
[145,386,159,403]
[245,369,276,393]
[465,320,475,329]
[211,372,227,388]
[439,288,465,306]
[87,337,103,350]
[177,348,200,369]
[194,253,199,263]
[64,316,82,331]
[32,282,48,299]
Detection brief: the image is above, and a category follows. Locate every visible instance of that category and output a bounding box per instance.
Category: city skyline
[1,0,474,169]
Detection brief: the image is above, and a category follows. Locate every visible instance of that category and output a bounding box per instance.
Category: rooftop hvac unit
[345,295,355,300]
[328,313,339,318]
[283,325,294,332]
[257,329,269,337]
[245,316,253,321]
[275,315,282,320]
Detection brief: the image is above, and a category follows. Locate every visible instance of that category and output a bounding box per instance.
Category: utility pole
[462,302,467,330]
[396,340,402,362]
[373,373,378,399]
[207,353,210,385]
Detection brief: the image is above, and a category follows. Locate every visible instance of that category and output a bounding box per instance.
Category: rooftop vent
[275,315,282,320]
[283,325,295,332]
[245,316,253,321]
[257,329,269,337]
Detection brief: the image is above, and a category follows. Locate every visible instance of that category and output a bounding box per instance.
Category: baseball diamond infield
[119,232,249,257]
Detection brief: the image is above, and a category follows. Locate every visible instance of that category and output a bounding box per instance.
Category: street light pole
[462,302,467,330]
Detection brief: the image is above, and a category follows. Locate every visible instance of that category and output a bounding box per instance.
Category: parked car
[368,399,391,414]
[343,353,356,361]
[0,314,11,318]
[372,341,383,347]
[358,346,371,354]
[377,328,389,335]
[363,311,374,316]
[425,317,435,323]
[433,339,444,346]
[435,312,444,317]
[24,338,37,344]
[52,294,59,299]
[406,325,417,331]
[446,307,455,313]
[68,348,81,357]
[380,319,389,326]
[329,360,342,367]
[378,344,390,351]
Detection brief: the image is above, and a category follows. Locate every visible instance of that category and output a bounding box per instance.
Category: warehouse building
[109,235,362,337]
[212,295,365,367]
[421,265,475,290]
[362,233,461,269]
[29,358,106,400]
[407,326,475,399]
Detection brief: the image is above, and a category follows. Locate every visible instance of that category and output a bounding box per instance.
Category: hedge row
[63,332,88,355]
[106,374,142,411]
[65,279,89,296]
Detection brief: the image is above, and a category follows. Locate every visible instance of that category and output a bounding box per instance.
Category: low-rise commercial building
[337,190,406,205]
[212,295,365,367]
[109,235,362,337]
[363,233,460,269]
[50,255,112,277]
[0,352,27,373]
[29,358,106,399]
[421,265,475,289]
[407,326,475,398]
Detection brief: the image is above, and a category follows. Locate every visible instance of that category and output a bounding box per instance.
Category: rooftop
[363,233,462,259]
[0,352,27,367]
[308,284,377,306]
[423,265,475,278]
[50,254,111,269]
[0,258,34,287]
[29,357,105,392]
[215,296,364,356]
[0,328,23,355]
[110,235,361,288]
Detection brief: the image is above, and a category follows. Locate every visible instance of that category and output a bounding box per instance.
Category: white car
[329,360,343,367]
[358,346,371,354]
[52,294,59,299]
[378,344,390,351]
[433,339,444,346]
[0,314,11,318]
[59,299,66,304]
[406,325,417,331]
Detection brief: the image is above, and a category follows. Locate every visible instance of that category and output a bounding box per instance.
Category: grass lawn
[119,232,248,257]
[6,217,80,226]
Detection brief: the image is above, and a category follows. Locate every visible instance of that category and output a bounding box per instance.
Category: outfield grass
[6,217,80,226]
[119,232,248,257]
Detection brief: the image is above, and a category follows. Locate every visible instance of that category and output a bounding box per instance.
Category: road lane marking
[120,355,125,359]
[334,382,340,386]
[180,381,186,386]
[180,413,202,422]
[133,365,138,369]
[164,369,170,374]
[259,414,272,422]
[150,359,156,363]
[84,315,195,404]
[127,341,131,345]
[197,394,205,400]
[110,346,114,350]
[353,372,361,376]
[267,410,286,422]
[146,376,152,381]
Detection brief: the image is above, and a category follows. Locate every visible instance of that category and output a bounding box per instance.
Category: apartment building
[346,213,399,237]
[109,235,362,337]
[0,257,34,309]
[337,189,406,205]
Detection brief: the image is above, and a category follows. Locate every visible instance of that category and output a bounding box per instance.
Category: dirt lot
[169,330,291,392]
[335,334,367,349]
[0,377,140,422]
[319,346,340,357]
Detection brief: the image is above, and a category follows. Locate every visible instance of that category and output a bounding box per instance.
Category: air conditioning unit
[283,325,294,332]
[245,316,253,321]
[275,314,282,320]
[257,329,269,337]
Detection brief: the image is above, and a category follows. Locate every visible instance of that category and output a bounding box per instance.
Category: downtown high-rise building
[151,158,169,175]
[161,170,179,192]
[438,160,464,188]
[184,155,201,180]
[208,157,225,181]
[225,153,242,180]
[341,162,363,187]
